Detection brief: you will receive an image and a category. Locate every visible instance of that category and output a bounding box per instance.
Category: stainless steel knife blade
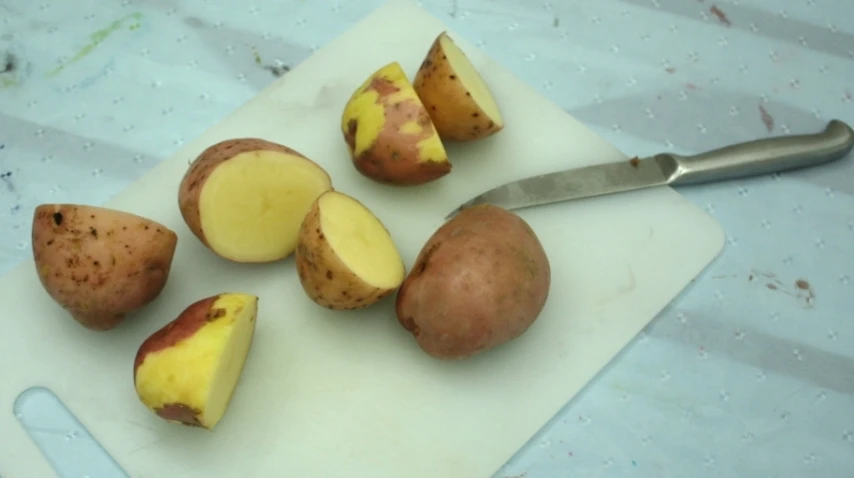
[447,119,854,219]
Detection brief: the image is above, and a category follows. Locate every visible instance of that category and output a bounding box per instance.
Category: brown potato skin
[32,204,178,331]
[395,205,550,359]
[413,33,503,142]
[295,197,400,310]
[155,403,204,427]
[177,138,328,250]
[342,75,451,186]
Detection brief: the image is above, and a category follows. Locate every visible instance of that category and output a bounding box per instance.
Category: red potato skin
[32,204,178,331]
[133,295,224,376]
[177,138,328,250]
[395,205,551,359]
[343,77,451,186]
[133,294,226,426]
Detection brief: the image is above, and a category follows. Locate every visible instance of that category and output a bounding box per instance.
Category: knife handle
[658,119,854,186]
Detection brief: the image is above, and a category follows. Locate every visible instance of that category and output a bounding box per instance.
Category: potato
[134,293,259,430]
[295,191,405,310]
[395,204,550,359]
[341,61,451,186]
[31,204,178,331]
[178,138,333,263]
[413,32,504,142]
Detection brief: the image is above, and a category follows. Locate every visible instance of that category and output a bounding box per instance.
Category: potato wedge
[178,138,333,263]
[295,191,405,309]
[413,32,504,142]
[341,61,451,186]
[134,293,258,430]
[396,204,550,359]
[31,204,178,331]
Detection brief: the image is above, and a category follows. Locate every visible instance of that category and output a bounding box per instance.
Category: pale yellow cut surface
[441,34,503,126]
[319,192,405,289]
[135,293,258,429]
[199,151,332,262]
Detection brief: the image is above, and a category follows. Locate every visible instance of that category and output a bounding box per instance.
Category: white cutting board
[0,1,726,477]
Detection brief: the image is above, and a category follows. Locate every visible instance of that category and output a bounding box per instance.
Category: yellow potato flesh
[341,77,386,158]
[135,294,257,429]
[319,192,404,290]
[441,35,503,127]
[199,150,331,262]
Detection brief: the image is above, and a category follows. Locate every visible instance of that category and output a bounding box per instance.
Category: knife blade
[447,119,854,219]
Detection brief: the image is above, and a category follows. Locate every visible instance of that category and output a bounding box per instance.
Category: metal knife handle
[658,119,854,186]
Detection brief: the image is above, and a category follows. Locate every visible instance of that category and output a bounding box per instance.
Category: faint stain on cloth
[0,52,20,88]
[709,5,732,26]
[1,170,14,193]
[46,12,143,77]
[252,48,290,77]
[758,105,775,132]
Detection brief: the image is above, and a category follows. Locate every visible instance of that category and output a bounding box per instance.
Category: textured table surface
[2,0,853,477]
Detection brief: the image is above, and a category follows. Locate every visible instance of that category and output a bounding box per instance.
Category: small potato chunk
[396,205,550,359]
[341,61,451,186]
[295,191,405,310]
[31,204,178,331]
[413,32,504,142]
[134,293,259,430]
[178,138,333,263]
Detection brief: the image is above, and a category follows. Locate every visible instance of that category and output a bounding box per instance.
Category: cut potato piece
[295,191,405,310]
[341,61,451,186]
[178,138,333,263]
[31,203,178,331]
[413,31,504,142]
[134,293,259,430]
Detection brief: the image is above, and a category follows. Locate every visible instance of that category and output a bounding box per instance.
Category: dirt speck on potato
[52,211,63,225]
[413,242,441,275]
[207,307,227,321]
[155,403,204,427]
[345,119,358,151]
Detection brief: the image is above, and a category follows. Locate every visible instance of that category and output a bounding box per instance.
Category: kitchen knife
[447,119,854,219]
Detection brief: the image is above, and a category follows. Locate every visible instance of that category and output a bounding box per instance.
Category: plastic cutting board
[0,1,726,476]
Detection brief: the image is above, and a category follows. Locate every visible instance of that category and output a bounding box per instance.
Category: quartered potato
[341,61,451,186]
[413,32,504,142]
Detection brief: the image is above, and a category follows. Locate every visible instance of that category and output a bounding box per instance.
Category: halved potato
[178,138,333,263]
[413,31,504,142]
[295,191,405,310]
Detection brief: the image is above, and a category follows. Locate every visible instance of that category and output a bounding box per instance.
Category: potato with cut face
[134,293,259,430]
[31,203,178,331]
[341,61,451,186]
[295,191,405,310]
[413,32,504,142]
[178,138,333,263]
